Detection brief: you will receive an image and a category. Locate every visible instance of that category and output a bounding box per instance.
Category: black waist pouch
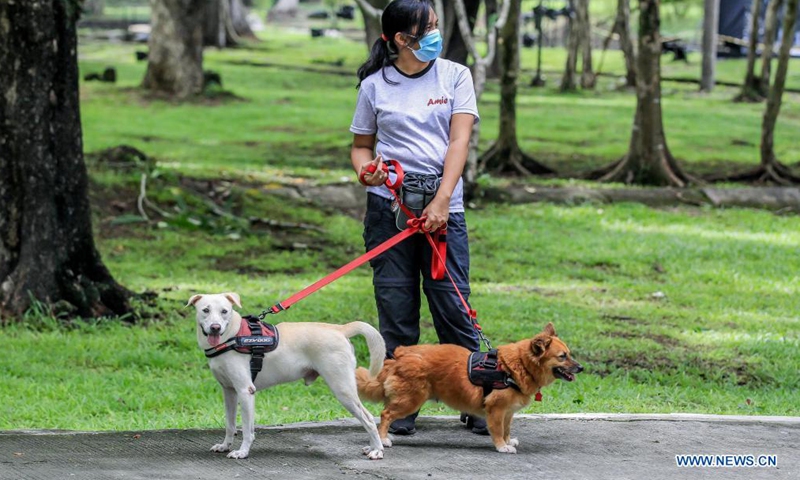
[393,172,442,230]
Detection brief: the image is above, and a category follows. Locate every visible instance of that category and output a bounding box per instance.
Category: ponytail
[356,36,399,88]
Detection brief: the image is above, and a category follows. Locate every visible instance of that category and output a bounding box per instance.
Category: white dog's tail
[340,321,385,377]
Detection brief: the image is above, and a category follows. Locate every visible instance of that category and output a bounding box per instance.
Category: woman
[349,0,486,436]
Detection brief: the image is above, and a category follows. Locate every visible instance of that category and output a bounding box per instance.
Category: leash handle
[359,159,404,190]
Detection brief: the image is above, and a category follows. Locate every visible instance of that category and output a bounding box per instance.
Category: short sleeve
[451,68,480,124]
[350,83,377,135]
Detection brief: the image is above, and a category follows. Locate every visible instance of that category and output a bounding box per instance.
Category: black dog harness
[204,315,279,382]
[468,350,543,402]
[468,349,521,397]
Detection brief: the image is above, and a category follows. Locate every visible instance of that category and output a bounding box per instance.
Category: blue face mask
[409,29,442,62]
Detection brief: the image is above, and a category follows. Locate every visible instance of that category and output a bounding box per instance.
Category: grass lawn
[1,26,798,431]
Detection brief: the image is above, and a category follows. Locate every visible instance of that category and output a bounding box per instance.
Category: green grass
[3,200,798,430]
[1,27,799,431]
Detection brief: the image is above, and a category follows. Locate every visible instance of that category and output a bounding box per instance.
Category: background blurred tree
[203,0,256,48]
[268,0,300,22]
[480,0,554,175]
[614,0,636,87]
[84,0,104,16]
[442,0,481,65]
[592,0,693,186]
[735,0,764,101]
[452,0,506,195]
[700,0,719,91]
[353,0,390,49]
[561,0,594,91]
[731,0,800,183]
[0,0,132,320]
[142,0,205,98]
[758,0,784,96]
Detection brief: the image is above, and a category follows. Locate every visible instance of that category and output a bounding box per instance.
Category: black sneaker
[460,413,489,435]
[470,416,489,435]
[388,412,417,436]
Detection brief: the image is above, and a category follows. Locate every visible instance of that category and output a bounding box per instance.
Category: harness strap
[204,339,238,358]
[246,316,266,382]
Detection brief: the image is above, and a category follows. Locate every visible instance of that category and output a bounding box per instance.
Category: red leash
[260,159,492,351]
[260,216,422,316]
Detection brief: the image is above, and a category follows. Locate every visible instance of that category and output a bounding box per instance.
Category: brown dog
[355,323,582,453]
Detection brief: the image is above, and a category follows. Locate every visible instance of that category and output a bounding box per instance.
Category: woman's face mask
[407,29,442,62]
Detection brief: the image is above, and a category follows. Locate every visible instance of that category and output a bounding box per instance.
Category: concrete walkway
[2,414,798,479]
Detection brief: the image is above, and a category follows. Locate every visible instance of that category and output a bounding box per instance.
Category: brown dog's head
[529,322,583,386]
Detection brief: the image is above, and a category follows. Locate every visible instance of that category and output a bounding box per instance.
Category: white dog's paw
[227,449,249,459]
[247,385,256,395]
[362,447,384,460]
[508,438,520,447]
[496,445,517,454]
[210,443,231,453]
[381,437,393,447]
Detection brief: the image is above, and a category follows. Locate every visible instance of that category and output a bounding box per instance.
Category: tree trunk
[479,0,553,175]
[84,0,104,16]
[354,0,388,50]
[592,0,693,186]
[735,0,764,101]
[452,0,508,197]
[485,0,502,78]
[229,0,254,38]
[142,0,205,99]
[561,0,579,91]
[578,0,595,89]
[443,0,480,65]
[756,0,800,184]
[267,0,300,23]
[0,0,132,320]
[203,0,254,48]
[616,0,637,87]
[758,0,784,96]
[700,0,720,92]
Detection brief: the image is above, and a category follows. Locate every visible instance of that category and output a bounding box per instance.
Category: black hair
[356,0,433,88]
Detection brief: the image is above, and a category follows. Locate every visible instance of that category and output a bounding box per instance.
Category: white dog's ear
[186,294,203,307]
[224,292,242,309]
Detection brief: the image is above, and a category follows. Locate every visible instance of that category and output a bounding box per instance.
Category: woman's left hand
[422,195,450,232]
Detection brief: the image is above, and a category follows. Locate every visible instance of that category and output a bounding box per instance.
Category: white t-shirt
[350,59,480,212]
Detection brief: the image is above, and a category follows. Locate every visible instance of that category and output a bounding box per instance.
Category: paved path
[2,414,798,479]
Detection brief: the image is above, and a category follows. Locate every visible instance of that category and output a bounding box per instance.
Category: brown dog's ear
[543,322,557,337]
[531,336,552,357]
[186,294,203,307]
[223,292,242,309]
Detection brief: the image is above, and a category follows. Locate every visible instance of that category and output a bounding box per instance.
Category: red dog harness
[204,315,279,382]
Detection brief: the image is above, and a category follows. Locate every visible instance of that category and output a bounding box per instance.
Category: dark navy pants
[363,193,480,356]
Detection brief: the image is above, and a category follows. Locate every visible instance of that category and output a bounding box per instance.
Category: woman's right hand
[359,155,387,186]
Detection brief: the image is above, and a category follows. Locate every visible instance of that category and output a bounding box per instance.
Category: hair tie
[381,33,388,42]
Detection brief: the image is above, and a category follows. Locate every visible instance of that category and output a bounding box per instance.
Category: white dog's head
[187,292,242,347]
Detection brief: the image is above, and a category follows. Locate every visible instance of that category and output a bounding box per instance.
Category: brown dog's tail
[355,366,386,403]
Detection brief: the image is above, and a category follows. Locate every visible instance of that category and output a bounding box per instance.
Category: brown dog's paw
[496,445,517,454]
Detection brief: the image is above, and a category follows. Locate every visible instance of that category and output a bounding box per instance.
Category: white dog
[188,292,385,460]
